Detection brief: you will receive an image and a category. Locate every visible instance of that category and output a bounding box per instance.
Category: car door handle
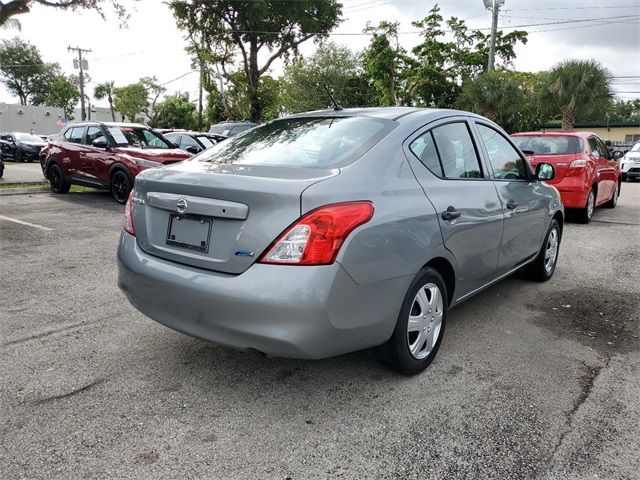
[506,200,518,209]
[441,206,461,221]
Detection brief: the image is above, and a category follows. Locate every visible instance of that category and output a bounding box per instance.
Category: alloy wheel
[50,166,62,190]
[587,190,595,220]
[407,283,444,360]
[111,171,130,203]
[544,227,559,273]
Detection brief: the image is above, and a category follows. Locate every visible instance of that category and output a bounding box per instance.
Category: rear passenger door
[404,119,504,299]
[474,122,548,273]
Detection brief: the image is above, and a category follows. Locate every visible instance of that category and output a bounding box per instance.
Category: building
[0,103,65,135]
[538,120,640,144]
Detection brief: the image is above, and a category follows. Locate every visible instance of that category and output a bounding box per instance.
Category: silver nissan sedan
[118,107,563,374]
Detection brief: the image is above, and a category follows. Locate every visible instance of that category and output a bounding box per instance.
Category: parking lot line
[0,214,54,231]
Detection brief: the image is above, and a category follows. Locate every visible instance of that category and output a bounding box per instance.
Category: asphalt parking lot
[1,185,639,479]
[0,162,46,184]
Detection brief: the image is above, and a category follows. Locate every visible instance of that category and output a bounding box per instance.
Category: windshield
[511,135,583,155]
[196,117,394,168]
[14,132,44,143]
[106,127,173,149]
[631,143,640,152]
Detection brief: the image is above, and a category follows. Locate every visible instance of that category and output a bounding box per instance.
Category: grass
[0,182,98,193]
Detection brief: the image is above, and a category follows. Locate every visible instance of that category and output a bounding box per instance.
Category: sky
[0,0,639,109]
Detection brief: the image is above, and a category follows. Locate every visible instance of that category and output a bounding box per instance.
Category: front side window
[180,135,200,149]
[477,124,527,180]
[85,126,105,145]
[431,122,483,179]
[196,117,394,168]
[106,127,172,149]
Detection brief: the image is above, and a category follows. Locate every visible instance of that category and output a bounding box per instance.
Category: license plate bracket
[166,214,212,253]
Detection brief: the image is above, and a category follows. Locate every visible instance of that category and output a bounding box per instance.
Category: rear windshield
[106,127,173,149]
[196,117,394,168]
[511,135,583,155]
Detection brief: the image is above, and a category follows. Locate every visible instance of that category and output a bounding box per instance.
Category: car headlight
[133,158,162,168]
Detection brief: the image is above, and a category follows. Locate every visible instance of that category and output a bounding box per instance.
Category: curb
[0,188,50,196]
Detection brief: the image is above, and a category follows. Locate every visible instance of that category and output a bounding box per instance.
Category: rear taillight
[123,190,136,236]
[259,201,374,265]
[565,159,587,176]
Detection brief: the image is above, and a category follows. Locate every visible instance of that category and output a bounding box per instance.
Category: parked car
[41,122,192,203]
[163,131,226,154]
[511,131,622,223]
[118,107,563,374]
[0,132,47,163]
[620,141,640,182]
[0,153,4,178]
[208,121,258,137]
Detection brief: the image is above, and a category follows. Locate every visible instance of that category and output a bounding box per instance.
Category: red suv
[511,131,622,223]
[41,122,192,203]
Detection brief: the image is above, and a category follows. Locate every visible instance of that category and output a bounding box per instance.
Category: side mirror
[92,138,108,149]
[185,145,200,154]
[604,139,612,147]
[536,162,555,181]
[613,150,624,160]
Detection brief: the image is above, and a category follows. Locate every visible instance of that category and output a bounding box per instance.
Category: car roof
[512,131,596,139]
[66,121,150,129]
[165,131,213,136]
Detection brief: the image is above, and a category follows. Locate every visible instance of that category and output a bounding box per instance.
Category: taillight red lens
[122,190,136,236]
[565,159,587,176]
[259,201,374,265]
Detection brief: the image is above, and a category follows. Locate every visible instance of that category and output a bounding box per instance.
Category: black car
[208,121,258,138]
[0,132,47,163]
[0,153,4,178]
[163,131,225,154]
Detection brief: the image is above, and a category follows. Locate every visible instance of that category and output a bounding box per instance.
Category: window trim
[403,117,489,182]
[473,121,532,182]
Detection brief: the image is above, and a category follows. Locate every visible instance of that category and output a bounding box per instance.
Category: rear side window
[197,117,395,168]
[477,124,527,180]
[588,137,600,157]
[65,127,85,144]
[409,131,443,177]
[431,123,483,179]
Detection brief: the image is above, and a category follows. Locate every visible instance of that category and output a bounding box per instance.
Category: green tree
[225,72,281,121]
[0,37,54,104]
[456,71,524,132]
[363,21,407,106]
[32,70,79,118]
[204,84,227,127]
[0,1,133,28]
[607,99,640,121]
[405,5,527,107]
[140,76,166,125]
[113,82,148,122]
[281,42,374,113]
[151,93,197,129]
[541,59,613,130]
[94,81,116,121]
[169,0,342,122]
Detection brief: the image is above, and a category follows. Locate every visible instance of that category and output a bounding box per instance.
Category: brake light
[566,159,587,176]
[123,190,136,236]
[259,202,374,265]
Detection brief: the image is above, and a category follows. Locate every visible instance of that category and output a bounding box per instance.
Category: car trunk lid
[113,146,191,165]
[526,153,583,182]
[132,161,338,274]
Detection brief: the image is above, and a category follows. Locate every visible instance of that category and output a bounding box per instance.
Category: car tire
[48,163,70,194]
[525,219,561,282]
[110,169,133,204]
[603,182,620,208]
[621,173,627,182]
[0,163,4,179]
[15,150,23,163]
[375,267,448,375]
[576,187,596,224]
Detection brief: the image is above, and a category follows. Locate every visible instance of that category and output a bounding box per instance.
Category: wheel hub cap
[407,283,444,360]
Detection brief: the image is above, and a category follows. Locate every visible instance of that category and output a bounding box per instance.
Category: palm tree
[542,59,613,130]
[1,18,21,30]
[94,81,116,121]
[456,71,524,131]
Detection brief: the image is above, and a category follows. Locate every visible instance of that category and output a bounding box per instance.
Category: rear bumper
[550,177,591,209]
[117,232,408,359]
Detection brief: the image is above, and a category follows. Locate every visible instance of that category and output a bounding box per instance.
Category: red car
[511,131,622,223]
[41,122,192,203]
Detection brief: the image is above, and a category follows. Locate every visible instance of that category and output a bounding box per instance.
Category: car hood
[113,147,192,164]
[20,141,46,149]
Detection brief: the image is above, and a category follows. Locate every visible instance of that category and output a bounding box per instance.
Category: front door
[473,122,548,273]
[404,119,504,299]
[82,126,111,185]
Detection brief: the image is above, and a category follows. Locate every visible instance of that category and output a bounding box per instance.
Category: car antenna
[323,85,343,111]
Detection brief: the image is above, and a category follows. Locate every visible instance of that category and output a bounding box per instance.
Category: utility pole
[484,0,505,72]
[68,46,92,121]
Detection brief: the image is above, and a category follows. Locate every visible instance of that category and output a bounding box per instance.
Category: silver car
[118,108,563,374]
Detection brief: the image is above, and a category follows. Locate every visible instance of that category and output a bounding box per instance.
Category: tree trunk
[561,108,575,131]
[107,93,116,121]
[248,39,262,123]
